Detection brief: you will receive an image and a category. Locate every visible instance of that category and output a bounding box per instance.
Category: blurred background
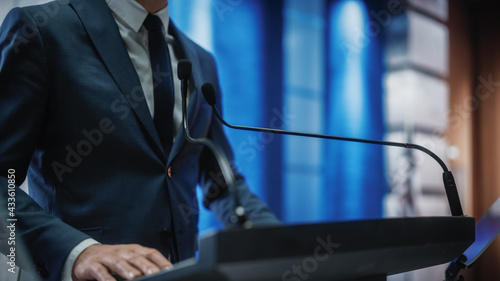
[1,0,500,280]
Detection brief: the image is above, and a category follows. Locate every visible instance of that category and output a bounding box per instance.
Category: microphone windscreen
[201,83,216,106]
[177,59,192,80]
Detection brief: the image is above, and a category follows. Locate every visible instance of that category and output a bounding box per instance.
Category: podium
[136,216,474,281]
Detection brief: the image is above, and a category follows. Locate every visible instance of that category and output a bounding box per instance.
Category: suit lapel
[70,1,206,164]
[70,0,166,161]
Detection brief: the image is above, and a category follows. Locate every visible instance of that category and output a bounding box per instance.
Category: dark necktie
[144,14,174,154]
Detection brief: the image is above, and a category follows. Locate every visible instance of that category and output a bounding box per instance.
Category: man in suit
[0,0,280,280]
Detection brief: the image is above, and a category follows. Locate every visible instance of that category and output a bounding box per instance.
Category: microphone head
[177,59,192,80]
[201,83,217,106]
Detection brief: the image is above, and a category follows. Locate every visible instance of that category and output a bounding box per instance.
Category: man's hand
[72,244,173,281]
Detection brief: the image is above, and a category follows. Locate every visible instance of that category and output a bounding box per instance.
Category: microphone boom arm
[207,93,464,217]
[212,108,447,171]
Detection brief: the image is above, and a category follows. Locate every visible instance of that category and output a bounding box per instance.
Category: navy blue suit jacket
[0,0,279,280]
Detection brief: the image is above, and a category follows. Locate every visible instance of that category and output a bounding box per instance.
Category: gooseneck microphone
[177,60,251,228]
[201,82,464,217]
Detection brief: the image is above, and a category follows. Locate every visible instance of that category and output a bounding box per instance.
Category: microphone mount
[178,61,252,229]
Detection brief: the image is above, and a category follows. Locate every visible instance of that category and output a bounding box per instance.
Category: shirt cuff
[61,238,100,281]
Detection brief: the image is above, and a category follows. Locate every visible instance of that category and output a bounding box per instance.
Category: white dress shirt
[62,1,189,279]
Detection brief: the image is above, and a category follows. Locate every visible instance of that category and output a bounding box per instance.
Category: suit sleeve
[0,8,91,280]
[196,54,281,228]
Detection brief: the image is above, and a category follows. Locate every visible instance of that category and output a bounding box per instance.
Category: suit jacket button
[36,265,49,278]
[162,228,172,238]
[167,167,172,178]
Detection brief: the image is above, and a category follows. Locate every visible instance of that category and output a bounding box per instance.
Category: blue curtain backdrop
[169,0,387,234]
[324,1,387,221]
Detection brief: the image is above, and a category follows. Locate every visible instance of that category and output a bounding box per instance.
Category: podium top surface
[138,216,475,281]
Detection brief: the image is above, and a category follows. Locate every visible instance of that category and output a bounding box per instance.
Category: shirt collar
[105,0,170,33]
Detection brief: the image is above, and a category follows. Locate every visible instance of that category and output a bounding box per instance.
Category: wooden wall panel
[473,3,500,280]
[449,1,500,280]
[448,0,474,215]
